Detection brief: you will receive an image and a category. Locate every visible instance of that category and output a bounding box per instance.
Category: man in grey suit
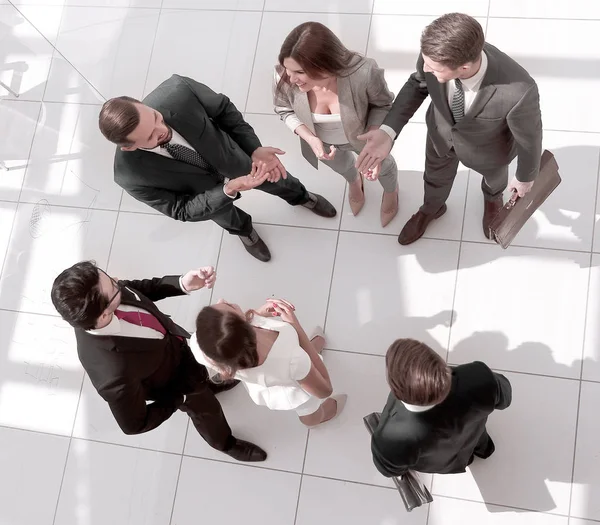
[99,75,336,262]
[356,13,542,245]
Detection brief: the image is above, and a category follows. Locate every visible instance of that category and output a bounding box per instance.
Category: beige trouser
[320,142,398,193]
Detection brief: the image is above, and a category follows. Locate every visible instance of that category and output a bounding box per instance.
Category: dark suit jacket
[371,362,512,477]
[114,75,262,222]
[383,43,543,182]
[75,275,203,435]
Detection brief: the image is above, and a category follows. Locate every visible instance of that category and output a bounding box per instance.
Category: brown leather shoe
[398,204,447,245]
[482,196,504,239]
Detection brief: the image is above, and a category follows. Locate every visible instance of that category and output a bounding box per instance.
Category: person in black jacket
[371,338,512,477]
[99,75,337,263]
[51,260,266,462]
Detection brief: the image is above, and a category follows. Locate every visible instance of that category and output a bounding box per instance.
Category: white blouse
[190,315,316,411]
[311,112,348,146]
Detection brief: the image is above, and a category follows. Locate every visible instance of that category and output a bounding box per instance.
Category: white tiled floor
[1,1,600,525]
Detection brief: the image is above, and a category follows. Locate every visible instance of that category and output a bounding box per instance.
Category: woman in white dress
[191,298,346,427]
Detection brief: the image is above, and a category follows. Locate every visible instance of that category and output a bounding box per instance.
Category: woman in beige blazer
[274,22,399,227]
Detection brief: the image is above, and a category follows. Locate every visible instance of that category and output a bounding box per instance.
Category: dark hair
[195,306,258,378]
[99,96,142,146]
[51,261,108,330]
[385,339,452,406]
[420,13,485,69]
[276,21,361,94]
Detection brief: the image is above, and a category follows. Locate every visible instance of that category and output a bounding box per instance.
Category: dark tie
[161,142,224,181]
[451,78,465,123]
[114,308,184,341]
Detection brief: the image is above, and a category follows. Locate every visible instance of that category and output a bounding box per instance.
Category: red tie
[114,309,167,335]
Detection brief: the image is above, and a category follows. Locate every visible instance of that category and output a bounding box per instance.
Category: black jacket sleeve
[119,275,186,302]
[180,76,262,157]
[382,54,430,137]
[104,379,183,435]
[123,184,238,223]
[493,372,512,410]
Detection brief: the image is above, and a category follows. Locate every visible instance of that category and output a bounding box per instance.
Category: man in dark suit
[99,75,336,262]
[356,13,542,245]
[371,339,511,477]
[51,261,266,462]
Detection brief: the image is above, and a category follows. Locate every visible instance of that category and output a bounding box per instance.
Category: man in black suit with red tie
[51,261,266,462]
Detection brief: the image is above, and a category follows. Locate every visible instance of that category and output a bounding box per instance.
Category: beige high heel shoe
[348,174,365,216]
[380,188,399,227]
[307,394,348,429]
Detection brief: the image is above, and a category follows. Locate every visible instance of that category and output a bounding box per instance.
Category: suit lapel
[458,48,499,124]
[294,91,315,134]
[427,75,454,124]
[337,75,358,133]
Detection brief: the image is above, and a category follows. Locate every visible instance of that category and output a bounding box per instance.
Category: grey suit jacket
[383,43,542,182]
[273,57,394,169]
[114,75,261,222]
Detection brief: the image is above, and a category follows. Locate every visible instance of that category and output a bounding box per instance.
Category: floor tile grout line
[429,492,571,517]
[445,171,472,362]
[4,196,600,255]
[242,4,266,114]
[292,430,311,525]
[566,152,600,516]
[140,0,164,98]
[208,228,226,306]
[168,420,190,525]
[7,1,107,102]
[4,197,600,255]
[51,350,86,525]
[567,379,584,518]
[321,188,346,335]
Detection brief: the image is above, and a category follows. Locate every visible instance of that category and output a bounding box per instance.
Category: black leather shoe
[209,378,240,395]
[240,229,271,262]
[225,439,267,462]
[301,192,337,218]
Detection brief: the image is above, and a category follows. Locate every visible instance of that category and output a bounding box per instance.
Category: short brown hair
[420,13,484,69]
[195,306,258,378]
[99,96,141,145]
[276,22,361,93]
[385,339,452,405]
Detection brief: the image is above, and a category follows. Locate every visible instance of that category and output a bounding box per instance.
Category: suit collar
[458,49,498,124]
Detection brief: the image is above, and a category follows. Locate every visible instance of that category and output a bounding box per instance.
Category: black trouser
[172,345,235,451]
[211,170,310,236]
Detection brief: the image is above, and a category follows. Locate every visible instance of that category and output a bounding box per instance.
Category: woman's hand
[266,298,299,326]
[252,301,276,317]
[307,136,336,161]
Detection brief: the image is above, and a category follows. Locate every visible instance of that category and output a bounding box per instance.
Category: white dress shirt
[402,402,436,413]
[143,128,236,199]
[87,278,189,339]
[446,51,488,114]
[380,51,489,141]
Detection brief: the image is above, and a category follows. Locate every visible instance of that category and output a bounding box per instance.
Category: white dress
[190,315,323,416]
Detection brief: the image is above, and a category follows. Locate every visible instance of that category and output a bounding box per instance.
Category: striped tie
[451,78,465,123]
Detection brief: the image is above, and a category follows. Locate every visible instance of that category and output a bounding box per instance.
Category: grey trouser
[420,135,510,215]
[320,142,398,193]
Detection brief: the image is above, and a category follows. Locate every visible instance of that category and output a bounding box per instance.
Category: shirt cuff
[379,124,397,141]
[178,275,191,295]
[223,182,237,199]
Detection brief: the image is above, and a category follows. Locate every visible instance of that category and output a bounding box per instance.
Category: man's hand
[508,177,534,198]
[251,146,287,182]
[181,266,216,291]
[224,164,271,195]
[355,129,393,173]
